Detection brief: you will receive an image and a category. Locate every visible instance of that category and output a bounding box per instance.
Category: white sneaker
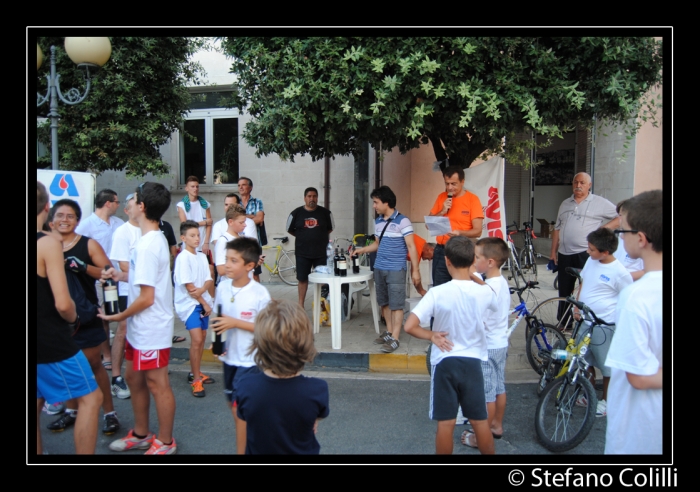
[575,395,588,407]
[43,401,65,415]
[596,399,607,417]
[111,376,131,399]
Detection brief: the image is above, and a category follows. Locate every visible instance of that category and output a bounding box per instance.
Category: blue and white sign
[37,170,96,218]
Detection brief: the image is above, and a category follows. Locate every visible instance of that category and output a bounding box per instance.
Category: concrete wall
[592,121,637,205]
[634,85,663,193]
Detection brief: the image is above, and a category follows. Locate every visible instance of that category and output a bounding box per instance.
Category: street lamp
[36,37,112,170]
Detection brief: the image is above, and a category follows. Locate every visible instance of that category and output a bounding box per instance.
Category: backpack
[65,269,98,328]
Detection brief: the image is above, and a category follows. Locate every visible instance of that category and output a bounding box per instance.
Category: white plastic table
[308,267,380,349]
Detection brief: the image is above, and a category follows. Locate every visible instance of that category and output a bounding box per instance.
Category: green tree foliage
[37,37,206,176]
[221,37,662,169]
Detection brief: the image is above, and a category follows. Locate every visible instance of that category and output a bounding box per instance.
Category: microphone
[446,193,453,211]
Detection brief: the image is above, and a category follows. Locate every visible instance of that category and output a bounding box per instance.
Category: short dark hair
[50,199,82,222]
[370,186,396,208]
[624,190,662,253]
[186,176,199,184]
[239,176,253,188]
[226,236,261,265]
[304,187,318,197]
[587,228,618,255]
[95,189,117,209]
[249,299,317,376]
[180,220,199,236]
[444,236,475,268]
[37,181,48,216]
[225,193,240,203]
[476,237,509,268]
[616,199,629,215]
[136,182,170,222]
[442,165,465,182]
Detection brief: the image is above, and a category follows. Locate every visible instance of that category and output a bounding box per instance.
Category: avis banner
[463,156,506,240]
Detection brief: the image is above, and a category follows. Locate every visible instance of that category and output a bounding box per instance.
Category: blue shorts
[482,347,507,402]
[223,363,260,404]
[37,351,98,403]
[185,304,209,331]
[430,356,487,421]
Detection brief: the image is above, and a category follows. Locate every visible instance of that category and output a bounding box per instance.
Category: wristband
[68,314,80,334]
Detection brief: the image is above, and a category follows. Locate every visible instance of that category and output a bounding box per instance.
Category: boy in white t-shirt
[404,236,497,454]
[214,205,251,280]
[99,182,177,455]
[614,199,645,280]
[575,227,633,417]
[460,237,511,448]
[210,237,271,455]
[174,220,214,398]
[604,190,662,455]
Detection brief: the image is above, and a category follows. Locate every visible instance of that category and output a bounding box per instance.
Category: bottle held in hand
[102,265,119,315]
[351,247,360,274]
[212,304,224,356]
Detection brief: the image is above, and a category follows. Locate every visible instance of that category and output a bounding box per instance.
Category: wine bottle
[102,265,119,315]
[339,250,347,277]
[212,304,224,356]
[352,248,360,274]
[334,247,340,276]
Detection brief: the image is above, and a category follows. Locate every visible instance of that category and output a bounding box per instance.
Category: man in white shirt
[211,193,256,263]
[76,188,124,371]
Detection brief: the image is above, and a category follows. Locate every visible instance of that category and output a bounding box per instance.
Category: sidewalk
[168,262,559,383]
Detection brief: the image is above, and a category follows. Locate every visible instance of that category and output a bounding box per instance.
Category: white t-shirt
[127,230,174,350]
[177,199,211,251]
[214,231,254,280]
[173,249,213,323]
[483,275,510,350]
[411,279,497,366]
[614,240,645,273]
[211,218,256,259]
[215,279,271,368]
[579,258,633,323]
[110,221,141,296]
[604,271,662,454]
[76,212,124,259]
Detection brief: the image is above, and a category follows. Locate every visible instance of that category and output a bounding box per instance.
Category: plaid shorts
[481,347,507,402]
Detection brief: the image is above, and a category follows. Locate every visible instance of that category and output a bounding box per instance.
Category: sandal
[102,360,112,371]
[460,430,478,448]
[172,335,186,343]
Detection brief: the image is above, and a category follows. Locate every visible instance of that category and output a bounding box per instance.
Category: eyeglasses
[125,193,135,202]
[135,183,145,203]
[54,213,77,220]
[111,200,121,205]
[614,229,639,236]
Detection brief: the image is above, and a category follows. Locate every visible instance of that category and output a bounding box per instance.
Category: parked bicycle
[261,236,297,286]
[533,296,614,452]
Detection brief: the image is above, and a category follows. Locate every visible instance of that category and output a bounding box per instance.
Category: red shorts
[125,340,170,371]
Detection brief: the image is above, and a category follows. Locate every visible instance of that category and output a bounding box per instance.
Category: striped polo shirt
[374,210,413,271]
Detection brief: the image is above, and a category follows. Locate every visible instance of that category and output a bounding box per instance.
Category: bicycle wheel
[520,247,537,284]
[526,323,568,374]
[277,250,298,286]
[527,296,576,340]
[506,249,521,289]
[535,374,597,452]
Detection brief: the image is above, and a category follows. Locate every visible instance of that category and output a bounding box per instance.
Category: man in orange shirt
[429,165,484,287]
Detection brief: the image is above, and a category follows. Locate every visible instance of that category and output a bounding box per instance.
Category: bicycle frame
[261,243,283,275]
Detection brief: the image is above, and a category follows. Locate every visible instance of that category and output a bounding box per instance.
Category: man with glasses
[76,189,125,371]
[549,173,616,318]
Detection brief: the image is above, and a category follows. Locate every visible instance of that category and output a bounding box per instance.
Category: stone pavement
[167,261,560,383]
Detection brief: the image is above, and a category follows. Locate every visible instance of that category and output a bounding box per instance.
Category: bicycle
[518,221,543,285]
[504,222,525,289]
[352,233,375,268]
[533,297,614,452]
[261,236,298,286]
[523,267,582,341]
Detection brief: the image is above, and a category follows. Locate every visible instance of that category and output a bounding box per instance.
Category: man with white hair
[550,172,617,317]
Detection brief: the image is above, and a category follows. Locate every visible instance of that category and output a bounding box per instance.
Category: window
[180,107,239,186]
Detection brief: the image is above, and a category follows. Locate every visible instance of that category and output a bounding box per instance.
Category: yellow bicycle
[261,236,297,286]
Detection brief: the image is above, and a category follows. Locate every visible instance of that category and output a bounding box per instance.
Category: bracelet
[68,314,80,333]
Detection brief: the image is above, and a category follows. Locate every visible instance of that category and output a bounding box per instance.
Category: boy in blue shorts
[210,237,271,454]
[461,237,511,447]
[404,236,498,454]
[575,228,633,417]
[36,181,102,455]
[236,299,329,454]
[174,220,214,398]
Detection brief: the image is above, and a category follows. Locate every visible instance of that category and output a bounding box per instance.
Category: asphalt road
[36,365,605,459]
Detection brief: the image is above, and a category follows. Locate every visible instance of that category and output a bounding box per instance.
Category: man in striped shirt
[354,186,421,353]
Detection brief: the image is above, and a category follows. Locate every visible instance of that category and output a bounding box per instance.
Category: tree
[221,37,662,169]
[36,37,207,176]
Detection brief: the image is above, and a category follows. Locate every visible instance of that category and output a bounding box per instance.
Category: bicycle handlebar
[565,267,582,279]
[509,280,539,297]
[566,296,614,327]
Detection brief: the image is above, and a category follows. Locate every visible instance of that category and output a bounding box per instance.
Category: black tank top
[37,232,80,364]
[63,235,99,304]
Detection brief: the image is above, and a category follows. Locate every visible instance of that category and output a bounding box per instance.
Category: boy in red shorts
[99,182,177,455]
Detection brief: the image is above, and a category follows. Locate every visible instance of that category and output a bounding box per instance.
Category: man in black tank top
[36,181,102,455]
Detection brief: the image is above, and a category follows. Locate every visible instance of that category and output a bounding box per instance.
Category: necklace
[230,280,244,303]
[62,234,79,251]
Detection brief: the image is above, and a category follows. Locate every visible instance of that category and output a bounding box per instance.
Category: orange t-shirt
[429,190,484,245]
[406,234,426,263]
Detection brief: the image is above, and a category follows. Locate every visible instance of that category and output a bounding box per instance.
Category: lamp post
[36,37,112,170]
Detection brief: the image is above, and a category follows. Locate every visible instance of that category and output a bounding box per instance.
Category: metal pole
[49,46,60,170]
